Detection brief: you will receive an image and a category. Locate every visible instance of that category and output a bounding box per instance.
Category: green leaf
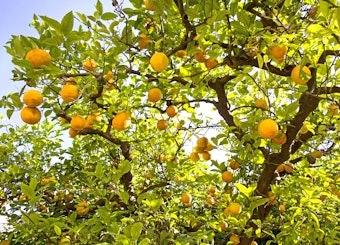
[40,16,61,32]
[101,12,117,20]
[20,182,35,199]
[118,191,130,204]
[96,0,103,15]
[249,198,269,213]
[6,109,14,119]
[61,11,74,35]
[117,160,131,176]
[139,238,151,245]
[131,222,143,241]
[54,224,62,235]
[234,183,255,197]
[9,93,22,108]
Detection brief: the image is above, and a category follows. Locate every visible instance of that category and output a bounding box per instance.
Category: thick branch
[315,86,340,95]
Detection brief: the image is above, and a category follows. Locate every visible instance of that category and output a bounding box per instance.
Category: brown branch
[317,50,340,64]
[140,181,170,194]
[315,86,340,95]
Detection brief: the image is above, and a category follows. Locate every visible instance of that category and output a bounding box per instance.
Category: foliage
[1,0,340,244]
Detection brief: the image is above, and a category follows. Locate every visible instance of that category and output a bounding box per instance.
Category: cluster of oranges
[189,137,213,162]
[20,90,43,125]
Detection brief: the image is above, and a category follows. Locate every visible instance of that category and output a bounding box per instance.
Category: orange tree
[1,0,340,244]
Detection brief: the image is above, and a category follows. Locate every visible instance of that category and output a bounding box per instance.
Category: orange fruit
[328,104,339,115]
[84,115,95,129]
[148,88,163,102]
[284,163,294,173]
[23,90,43,107]
[272,131,287,145]
[104,71,113,79]
[189,152,200,162]
[25,48,51,68]
[176,50,187,58]
[144,0,155,11]
[205,59,218,69]
[230,235,240,244]
[311,150,323,158]
[166,105,178,117]
[219,221,228,230]
[258,119,279,139]
[291,65,311,84]
[138,34,150,49]
[222,171,233,183]
[279,204,286,213]
[229,202,242,215]
[157,119,168,130]
[71,115,86,131]
[83,58,97,71]
[269,45,287,62]
[194,49,206,62]
[76,201,90,216]
[251,241,258,245]
[61,118,68,124]
[201,151,211,161]
[230,161,239,170]
[181,193,192,204]
[276,164,285,173]
[60,84,79,103]
[20,107,41,124]
[69,128,78,138]
[112,111,131,130]
[254,98,267,110]
[197,137,208,148]
[150,52,169,72]
[224,207,231,216]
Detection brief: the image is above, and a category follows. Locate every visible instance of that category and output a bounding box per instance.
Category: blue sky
[0,0,114,124]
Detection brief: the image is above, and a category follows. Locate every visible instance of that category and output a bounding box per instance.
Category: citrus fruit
[222,171,233,183]
[20,107,41,124]
[138,34,150,49]
[150,52,169,72]
[144,0,155,11]
[176,50,187,58]
[269,45,287,62]
[201,151,211,161]
[219,221,228,230]
[83,58,97,71]
[291,65,311,84]
[25,48,51,68]
[194,49,206,62]
[279,204,286,213]
[189,152,200,162]
[311,150,323,158]
[197,137,208,148]
[60,84,79,103]
[224,207,231,216]
[166,105,178,117]
[276,164,285,173]
[229,202,242,215]
[272,131,287,145]
[254,98,267,109]
[181,193,192,204]
[258,119,279,139]
[157,119,168,130]
[112,111,131,130]
[76,201,90,216]
[84,115,95,129]
[230,161,239,170]
[60,237,71,244]
[284,163,294,173]
[70,115,86,131]
[104,71,113,79]
[328,104,339,115]
[69,128,78,138]
[229,235,240,244]
[23,90,43,107]
[148,88,162,102]
[205,59,218,69]
[299,122,308,134]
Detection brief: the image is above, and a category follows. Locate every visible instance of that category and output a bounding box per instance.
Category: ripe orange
[311,150,323,158]
[71,115,86,131]
[166,105,178,117]
[144,0,155,11]
[150,52,169,72]
[112,111,131,130]
[230,161,239,170]
[157,119,168,130]
[229,202,242,215]
[76,201,90,216]
[194,49,206,62]
[104,71,113,79]
[189,152,200,162]
[272,131,287,145]
[222,171,233,183]
[258,119,279,139]
[69,128,78,138]
[224,207,231,216]
[229,235,240,244]
[84,115,95,129]
[148,88,162,103]
[254,98,267,110]
[219,221,228,230]
[181,193,192,204]
[23,90,43,107]
[201,151,211,161]
[60,84,79,103]
[269,45,287,62]
[138,34,150,49]
[251,241,258,245]
[276,164,285,173]
[197,137,208,148]
[279,204,286,213]
[205,59,218,69]
[284,163,294,173]
[328,104,339,115]
[83,58,97,71]
[291,65,311,84]
[176,50,187,58]
[20,107,41,124]
[25,48,51,68]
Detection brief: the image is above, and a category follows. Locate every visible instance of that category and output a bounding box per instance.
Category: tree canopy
[1,0,340,244]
